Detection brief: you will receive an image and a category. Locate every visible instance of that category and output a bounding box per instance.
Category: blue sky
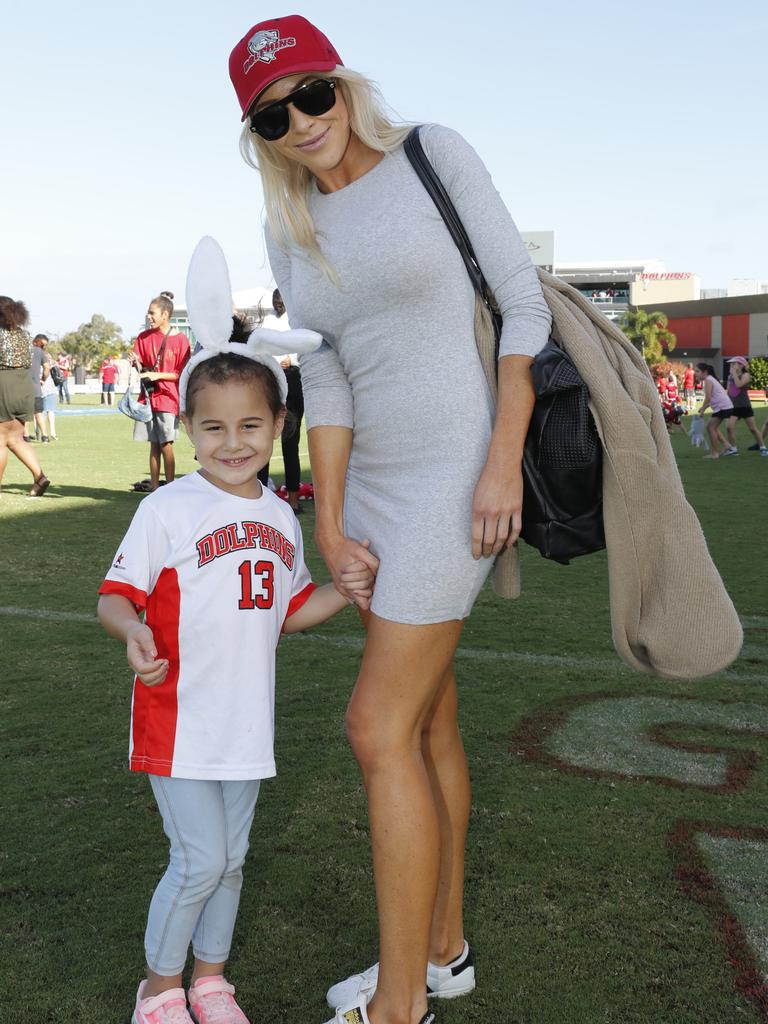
[2,0,766,339]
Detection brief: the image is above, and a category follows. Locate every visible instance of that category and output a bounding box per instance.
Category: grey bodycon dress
[266,124,551,625]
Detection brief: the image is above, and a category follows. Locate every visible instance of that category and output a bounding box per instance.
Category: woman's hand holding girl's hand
[126,622,169,686]
[339,555,376,610]
[471,461,524,559]
[317,532,379,608]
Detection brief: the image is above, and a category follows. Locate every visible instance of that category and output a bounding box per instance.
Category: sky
[2,0,767,340]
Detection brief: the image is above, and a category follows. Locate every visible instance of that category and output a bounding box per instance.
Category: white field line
[2,607,764,684]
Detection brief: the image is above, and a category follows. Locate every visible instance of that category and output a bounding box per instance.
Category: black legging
[281,366,304,492]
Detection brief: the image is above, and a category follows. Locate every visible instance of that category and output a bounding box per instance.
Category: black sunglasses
[249,79,337,141]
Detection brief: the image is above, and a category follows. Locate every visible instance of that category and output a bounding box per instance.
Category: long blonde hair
[239,67,412,278]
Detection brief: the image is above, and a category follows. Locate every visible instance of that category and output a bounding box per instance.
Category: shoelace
[194,990,240,1024]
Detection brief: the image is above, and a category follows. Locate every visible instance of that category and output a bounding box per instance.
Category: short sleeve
[283,521,316,625]
[420,124,551,360]
[99,499,172,610]
[172,335,191,374]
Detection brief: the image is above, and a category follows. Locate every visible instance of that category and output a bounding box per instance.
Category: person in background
[30,334,56,442]
[129,291,190,492]
[267,290,305,514]
[683,362,696,413]
[723,356,767,456]
[0,297,50,496]
[100,354,119,406]
[39,346,59,440]
[279,350,304,513]
[666,371,679,406]
[695,363,734,459]
[254,288,292,491]
[56,352,72,404]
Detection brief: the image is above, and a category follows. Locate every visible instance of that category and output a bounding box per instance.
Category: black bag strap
[403,126,502,344]
[151,330,171,371]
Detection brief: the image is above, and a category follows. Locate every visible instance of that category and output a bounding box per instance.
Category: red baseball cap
[229,15,343,121]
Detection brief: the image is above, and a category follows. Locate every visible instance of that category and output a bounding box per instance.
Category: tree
[620,309,677,366]
[57,314,127,372]
[747,356,768,392]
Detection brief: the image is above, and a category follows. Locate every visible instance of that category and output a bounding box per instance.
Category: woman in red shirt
[129,291,190,491]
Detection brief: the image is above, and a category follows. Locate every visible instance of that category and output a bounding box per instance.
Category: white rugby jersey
[99,472,315,781]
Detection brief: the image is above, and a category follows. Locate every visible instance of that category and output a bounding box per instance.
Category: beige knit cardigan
[479,270,743,681]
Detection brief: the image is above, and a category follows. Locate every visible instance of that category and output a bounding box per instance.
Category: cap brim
[241,60,340,120]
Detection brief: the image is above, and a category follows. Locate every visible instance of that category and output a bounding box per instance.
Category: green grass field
[1,399,766,1024]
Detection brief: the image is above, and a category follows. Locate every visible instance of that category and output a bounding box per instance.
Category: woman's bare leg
[706,420,723,457]
[2,420,43,482]
[726,416,737,448]
[422,667,470,965]
[744,416,764,447]
[346,614,465,1024]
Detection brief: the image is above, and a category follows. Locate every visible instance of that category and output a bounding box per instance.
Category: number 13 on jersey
[238,559,274,609]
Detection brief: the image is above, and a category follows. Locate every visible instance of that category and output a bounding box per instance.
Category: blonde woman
[229,16,551,1024]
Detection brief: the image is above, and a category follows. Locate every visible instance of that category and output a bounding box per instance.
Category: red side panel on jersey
[282,582,317,632]
[98,580,148,611]
[130,568,181,776]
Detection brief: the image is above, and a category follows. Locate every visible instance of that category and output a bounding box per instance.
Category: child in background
[97,239,377,1024]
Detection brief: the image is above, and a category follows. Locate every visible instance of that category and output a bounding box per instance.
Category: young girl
[694,363,734,459]
[98,238,375,1024]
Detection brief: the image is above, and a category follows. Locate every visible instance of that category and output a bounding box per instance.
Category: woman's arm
[471,355,535,557]
[142,371,179,382]
[309,425,379,605]
[420,124,552,361]
[420,126,550,556]
[699,378,713,414]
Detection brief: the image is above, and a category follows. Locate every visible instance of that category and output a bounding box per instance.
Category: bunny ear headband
[178,236,322,413]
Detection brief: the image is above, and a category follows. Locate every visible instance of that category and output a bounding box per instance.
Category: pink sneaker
[132,981,194,1023]
[188,976,251,1024]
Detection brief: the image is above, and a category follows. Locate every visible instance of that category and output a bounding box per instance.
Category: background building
[635,293,768,370]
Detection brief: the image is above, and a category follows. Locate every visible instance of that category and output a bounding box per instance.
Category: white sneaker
[325,941,475,1008]
[324,1001,372,1024]
[324,1003,435,1024]
[723,446,739,456]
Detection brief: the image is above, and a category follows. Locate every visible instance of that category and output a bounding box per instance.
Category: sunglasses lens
[292,79,337,117]
[249,80,336,141]
[251,104,290,141]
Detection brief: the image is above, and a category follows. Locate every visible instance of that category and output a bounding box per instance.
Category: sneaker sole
[428,978,476,999]
[327,969,475,1008]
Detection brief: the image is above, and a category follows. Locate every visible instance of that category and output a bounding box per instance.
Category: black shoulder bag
[403,126,604,565]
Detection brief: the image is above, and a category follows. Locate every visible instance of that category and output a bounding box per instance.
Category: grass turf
[0,399,766,1023]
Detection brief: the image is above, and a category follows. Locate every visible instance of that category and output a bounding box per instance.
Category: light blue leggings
[145,775,261,975]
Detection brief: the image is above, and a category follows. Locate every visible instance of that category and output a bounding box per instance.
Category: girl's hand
[317,533,379,607]
[126,623,168,687]
[471,462,523,559]
[339,557,376,609]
